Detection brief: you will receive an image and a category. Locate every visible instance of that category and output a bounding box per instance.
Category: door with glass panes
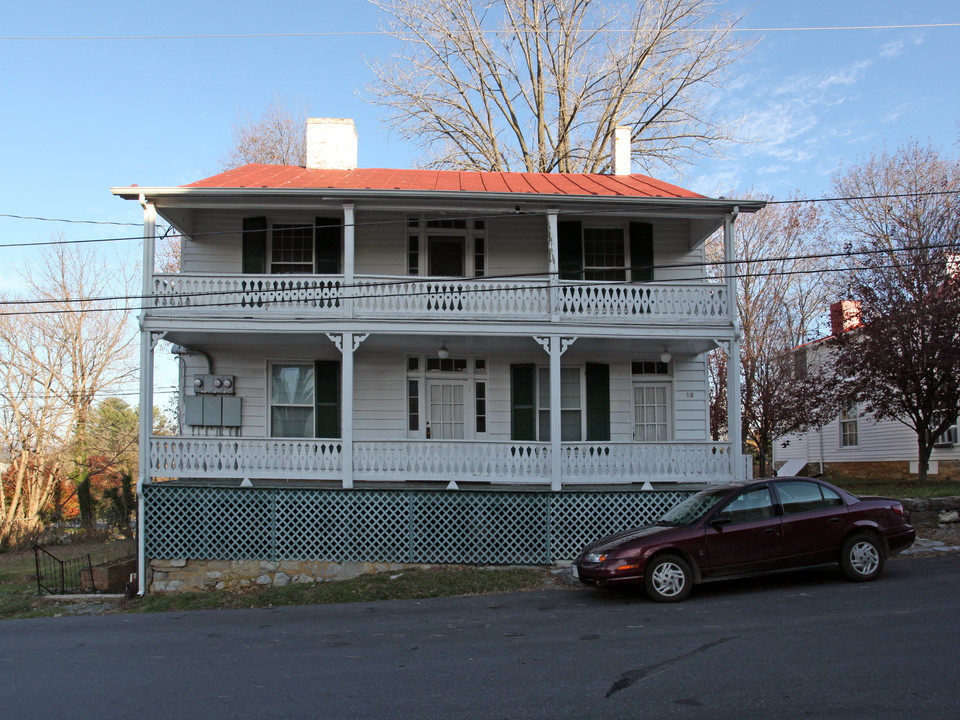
[426,380,468,439]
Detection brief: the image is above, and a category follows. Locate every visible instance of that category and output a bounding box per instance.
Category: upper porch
[149,273,730,327]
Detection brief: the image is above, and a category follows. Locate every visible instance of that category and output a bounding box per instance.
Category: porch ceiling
[160,329,723,358]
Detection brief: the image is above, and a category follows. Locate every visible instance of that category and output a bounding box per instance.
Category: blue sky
[0,2,956,295]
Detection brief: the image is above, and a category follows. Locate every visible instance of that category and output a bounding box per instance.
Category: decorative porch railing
[150,274,728,324]
[150,437,343,478]
[148,437,737,484]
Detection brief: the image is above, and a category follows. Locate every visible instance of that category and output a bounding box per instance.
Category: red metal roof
[185,164,706,200]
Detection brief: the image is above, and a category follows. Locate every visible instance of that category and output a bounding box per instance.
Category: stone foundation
[900,497,960,527]
[148,558,415,593]
[782,460,960,484]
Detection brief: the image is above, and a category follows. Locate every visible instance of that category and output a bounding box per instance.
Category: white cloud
[882,103,911,123]
[817,60,873,90]
[880,40,904,59]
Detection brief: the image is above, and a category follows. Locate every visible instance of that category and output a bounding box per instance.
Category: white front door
[426,380,467,439]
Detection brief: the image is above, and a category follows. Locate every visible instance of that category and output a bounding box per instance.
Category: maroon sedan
[574,477,915,602]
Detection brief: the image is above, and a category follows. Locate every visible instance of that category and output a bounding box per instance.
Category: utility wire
[2,23,958,41]
[1,188,958,249]
[0,246,955,318]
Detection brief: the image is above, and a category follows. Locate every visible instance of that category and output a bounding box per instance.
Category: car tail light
[891,504,905,518]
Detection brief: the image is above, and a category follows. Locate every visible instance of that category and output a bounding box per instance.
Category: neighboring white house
[774,300,960,482]
[114,119,764,593]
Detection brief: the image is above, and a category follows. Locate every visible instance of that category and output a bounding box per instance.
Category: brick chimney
[610,126,631,175]
[305,118,357,170]
[830,300,861,336]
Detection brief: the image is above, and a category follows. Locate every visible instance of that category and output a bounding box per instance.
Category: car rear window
[777,481,843,514]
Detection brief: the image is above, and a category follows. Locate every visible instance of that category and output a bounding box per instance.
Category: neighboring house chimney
[611,126,631,175]
[305,118,357,170]
[830,300,862,336]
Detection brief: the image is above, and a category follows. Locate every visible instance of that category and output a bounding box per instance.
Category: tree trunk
[916,435,932,487]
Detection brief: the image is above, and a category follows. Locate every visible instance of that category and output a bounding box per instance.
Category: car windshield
[658,489,729,526]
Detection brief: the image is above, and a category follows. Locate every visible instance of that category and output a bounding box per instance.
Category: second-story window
[558,220,653,282]
[271,224,313,274]
[583,228,626,281]
[242,216,341,275]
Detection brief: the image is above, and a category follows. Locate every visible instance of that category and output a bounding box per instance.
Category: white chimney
[305,118,358,170]
[611,125,631,175]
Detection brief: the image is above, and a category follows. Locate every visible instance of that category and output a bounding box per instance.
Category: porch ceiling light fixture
[660,348,672,364]
[437,343,450,359]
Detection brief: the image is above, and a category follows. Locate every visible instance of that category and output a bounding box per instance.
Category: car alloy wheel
[841,534,885,582]
[644,554,692,602]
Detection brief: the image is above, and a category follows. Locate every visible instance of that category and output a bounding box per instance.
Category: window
[271,224,313,274]
[583,228,626,281]
[537,367,583,441]
[270,364,314,437]
[558,221,653,282]
[935,421,958,447]
[510,364,609,442]
[776,481,843,515]
[269,361,340,438]
[632,361,670,376]
[723,486,775,524]
[407,216,486,277]
[840,404,858,447]
[241,216,341,275]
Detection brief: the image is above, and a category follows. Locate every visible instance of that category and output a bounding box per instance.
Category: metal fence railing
[33,544,94,595]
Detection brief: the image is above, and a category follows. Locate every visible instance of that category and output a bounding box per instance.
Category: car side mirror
[710,512,732,529]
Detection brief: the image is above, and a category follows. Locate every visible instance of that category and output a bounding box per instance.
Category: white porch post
[550,335,562,491]
[136,198,156,597]
[342,331,355,489]
[342,203,355,316]
[724,210,744,480]
[547,209,559,321]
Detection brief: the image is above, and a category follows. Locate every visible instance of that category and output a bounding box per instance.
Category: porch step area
[775,460,808,477]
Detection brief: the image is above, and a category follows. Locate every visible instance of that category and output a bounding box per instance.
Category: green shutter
[315,217,341,274]
[314,360,341,438]
[510,364,536,441]
[629,222,654,282]
[242,216,268,274]
[585,363,610,441]
[557,221,583,281]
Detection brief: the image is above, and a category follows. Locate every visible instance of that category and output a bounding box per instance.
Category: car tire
[840,533,885,582]
[644,554,692,602]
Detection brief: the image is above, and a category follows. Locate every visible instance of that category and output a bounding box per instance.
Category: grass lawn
[131,566,556,614]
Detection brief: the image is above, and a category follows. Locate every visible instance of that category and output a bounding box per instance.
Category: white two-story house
[114,118,763,593]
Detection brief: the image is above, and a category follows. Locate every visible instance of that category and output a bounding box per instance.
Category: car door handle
[763,527,778,534]
[827,518,841,524]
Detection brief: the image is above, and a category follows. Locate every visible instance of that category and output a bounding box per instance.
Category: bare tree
[827,141,960,485]
[0,243,137,548]
[367,0,752,173]
[708,194,838,475]
[221,94,309,170]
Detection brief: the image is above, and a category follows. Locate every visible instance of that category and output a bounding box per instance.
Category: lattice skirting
[144,484,694,565]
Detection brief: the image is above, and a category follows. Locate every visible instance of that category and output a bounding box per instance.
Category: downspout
[723,208,744,479]
[136,195,156,597]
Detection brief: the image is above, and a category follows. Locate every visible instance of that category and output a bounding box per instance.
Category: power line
[0,237,956,318]
[2,188,958,249]
[0,213,140,226]
[2,23,958,41]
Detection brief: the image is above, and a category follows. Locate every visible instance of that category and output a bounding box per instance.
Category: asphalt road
[2,555,958,720]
